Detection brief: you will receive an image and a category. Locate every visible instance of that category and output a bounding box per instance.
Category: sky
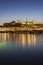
[0,0,43,23]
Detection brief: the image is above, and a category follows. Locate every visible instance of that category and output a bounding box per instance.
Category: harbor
[0,20,43,33]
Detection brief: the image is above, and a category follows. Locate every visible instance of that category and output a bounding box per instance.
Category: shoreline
[0,30,43,34]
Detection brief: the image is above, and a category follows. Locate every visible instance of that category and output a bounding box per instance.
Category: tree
[9,21,15,26]
[3,23,9,26]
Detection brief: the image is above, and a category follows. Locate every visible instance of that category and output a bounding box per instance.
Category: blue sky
[0,0,43,23]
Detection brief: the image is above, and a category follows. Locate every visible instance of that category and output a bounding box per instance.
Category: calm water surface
[0,33,43,48]
[0,33,43,64]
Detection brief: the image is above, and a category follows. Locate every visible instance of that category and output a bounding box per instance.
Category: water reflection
[22,34,26,47]
[0,33,43,47]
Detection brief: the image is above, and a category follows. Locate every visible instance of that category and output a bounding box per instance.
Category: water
[0,33,43,64]
[0,33,43,49]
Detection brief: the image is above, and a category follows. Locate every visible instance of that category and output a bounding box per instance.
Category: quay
[0,30,43,34]
[0,21,43,34]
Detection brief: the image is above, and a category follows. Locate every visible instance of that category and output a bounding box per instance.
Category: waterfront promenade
[0,26,43,33]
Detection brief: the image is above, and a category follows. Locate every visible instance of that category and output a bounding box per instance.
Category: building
[22,21,33,25]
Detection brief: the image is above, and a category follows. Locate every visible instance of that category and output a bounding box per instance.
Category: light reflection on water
[0,33,43,48]
[0,33,43,64]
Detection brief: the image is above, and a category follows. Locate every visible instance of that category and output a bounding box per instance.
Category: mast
[26,16,27,30]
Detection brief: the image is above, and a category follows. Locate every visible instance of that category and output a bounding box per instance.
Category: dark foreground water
[0,33,43,64]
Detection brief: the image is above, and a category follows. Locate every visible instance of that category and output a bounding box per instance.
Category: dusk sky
[0,0,43,23]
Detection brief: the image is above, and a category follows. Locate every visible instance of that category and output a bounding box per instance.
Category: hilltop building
[22,21,33,25]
